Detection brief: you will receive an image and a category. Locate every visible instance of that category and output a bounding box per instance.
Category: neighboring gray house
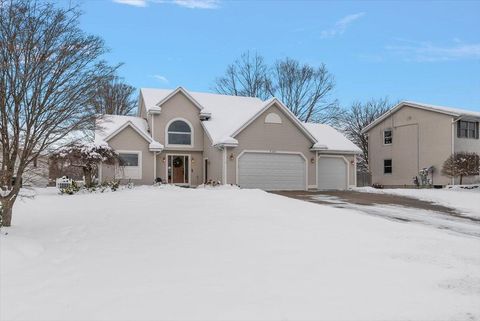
[363,101,480,187]
[94,87,361,191]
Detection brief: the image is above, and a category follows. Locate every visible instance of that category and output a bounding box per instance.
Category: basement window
[384,159,392,174]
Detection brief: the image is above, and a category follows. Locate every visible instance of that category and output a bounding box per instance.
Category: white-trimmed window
[384,159,392,174]
[384,129,392,145]
[116,151,142,179]
[265,112,282,124]
[166,119,193,146]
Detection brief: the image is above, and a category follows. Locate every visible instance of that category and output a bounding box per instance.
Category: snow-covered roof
[140,88,266,145]
[363,101,480,133]
[303,123,362,153]
[94,114,152,146]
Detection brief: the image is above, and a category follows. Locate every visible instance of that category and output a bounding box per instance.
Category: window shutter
[476,122,479,139]
[457,121,461,138]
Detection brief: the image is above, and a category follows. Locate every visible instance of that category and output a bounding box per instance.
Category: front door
[167,155,189,185]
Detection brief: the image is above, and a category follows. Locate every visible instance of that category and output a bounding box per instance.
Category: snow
[304,122,362,153]
[94,114,151,145]
[140,87,360,152]
[2,187,480,320]
[355,186,480,218]
[402,100,480,118]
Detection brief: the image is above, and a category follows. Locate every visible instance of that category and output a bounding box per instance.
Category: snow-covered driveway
[1,186,480,321]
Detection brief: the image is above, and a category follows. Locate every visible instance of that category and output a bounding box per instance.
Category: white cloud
[320,12,365,39]
[173,0,219,9]
[152,74,169,83]
[386,40,480,62]
[113,0,147,7]
[112,0,219,9]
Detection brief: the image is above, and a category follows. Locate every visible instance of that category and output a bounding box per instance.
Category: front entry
[167,155,189,185]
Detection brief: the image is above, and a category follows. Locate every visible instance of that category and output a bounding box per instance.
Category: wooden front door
[167,155,189,184]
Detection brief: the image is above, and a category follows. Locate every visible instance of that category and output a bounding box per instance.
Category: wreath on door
[173,157,183,168]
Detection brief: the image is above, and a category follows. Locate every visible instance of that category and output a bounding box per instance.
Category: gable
[232,100,316,144]
[107,125,150,150]
[233,103,314,149]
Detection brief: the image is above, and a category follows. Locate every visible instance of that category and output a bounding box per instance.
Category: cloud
[173,0,219,9]
[386,40,480,62]
[112,0,219,9]
[320,12,365,39]
[152,74,169,83]
[113,0,147,7]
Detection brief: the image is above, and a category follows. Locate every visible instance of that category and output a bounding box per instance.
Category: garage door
[238,152,306,190]
[317,156,348,190]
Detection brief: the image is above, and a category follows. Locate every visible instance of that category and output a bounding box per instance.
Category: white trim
[222,148,227,185]
[165,153,191,186]
[354,155,357,187]
[153,152,157,181]
[116,150,142,180]
[155,87,203,111]
[231,98,317,144]
[165,117,194,148]
[362,101,472,133]
[235,150,308,191]
[315,151,319,188]
[104,121,152,143]
[317,154,349,190]
[151,114,155,140]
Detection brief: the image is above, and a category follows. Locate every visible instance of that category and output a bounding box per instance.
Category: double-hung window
[384,129,393,145]
[458,121,479,139]
[384,159,392,174]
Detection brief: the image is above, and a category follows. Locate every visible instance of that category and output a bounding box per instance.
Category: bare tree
[441,152,480,185]
[270,58,339,124]
[341,98,393,172]
[213,51,271,100]
[88,75,136,115]
[0,0,115,226]
[213,53,340,124]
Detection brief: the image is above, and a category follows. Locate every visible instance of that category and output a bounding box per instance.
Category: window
[265,112,282,124]
[384,159,392,174]
[119,153,139,166]
[167,120,192,145]
[457,121,479,139]
[116,151,142,179]
[384,129,392,145]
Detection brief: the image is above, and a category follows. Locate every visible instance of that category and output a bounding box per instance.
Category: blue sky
[78,0,480,111]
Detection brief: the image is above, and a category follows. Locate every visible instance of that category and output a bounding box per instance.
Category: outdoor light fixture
[191,157,195,164]
[229,153,234,161]
[311,157,315,164]
[162,157,165,163]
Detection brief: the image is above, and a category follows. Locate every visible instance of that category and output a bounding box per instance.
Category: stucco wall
[152,92,204,150]
[202,131,223,183]
[368,106,454,186]
[100,126,154,185]
[226,103,317,187]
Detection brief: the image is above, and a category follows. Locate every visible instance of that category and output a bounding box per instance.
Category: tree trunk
[1,198,14,227]
[83,168,92,187]
[460,175,463,185]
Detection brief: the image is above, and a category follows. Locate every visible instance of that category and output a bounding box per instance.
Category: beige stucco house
[94,87,360,190]
[363,101,480,187]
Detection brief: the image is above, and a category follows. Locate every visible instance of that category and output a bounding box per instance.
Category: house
[363,101,480,187]
[94,87,361,190]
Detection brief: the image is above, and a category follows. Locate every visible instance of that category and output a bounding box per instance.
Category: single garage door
[317,156,348,190]
[238,152,306,190]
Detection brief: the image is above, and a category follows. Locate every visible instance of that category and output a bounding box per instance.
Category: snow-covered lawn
[1,186,480,321]
[355,186,480,219]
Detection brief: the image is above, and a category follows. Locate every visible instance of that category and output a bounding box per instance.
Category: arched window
[167,119,192,145]
[265,112,282,124]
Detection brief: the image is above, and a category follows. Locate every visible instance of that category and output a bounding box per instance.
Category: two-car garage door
[238,152,306,191]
